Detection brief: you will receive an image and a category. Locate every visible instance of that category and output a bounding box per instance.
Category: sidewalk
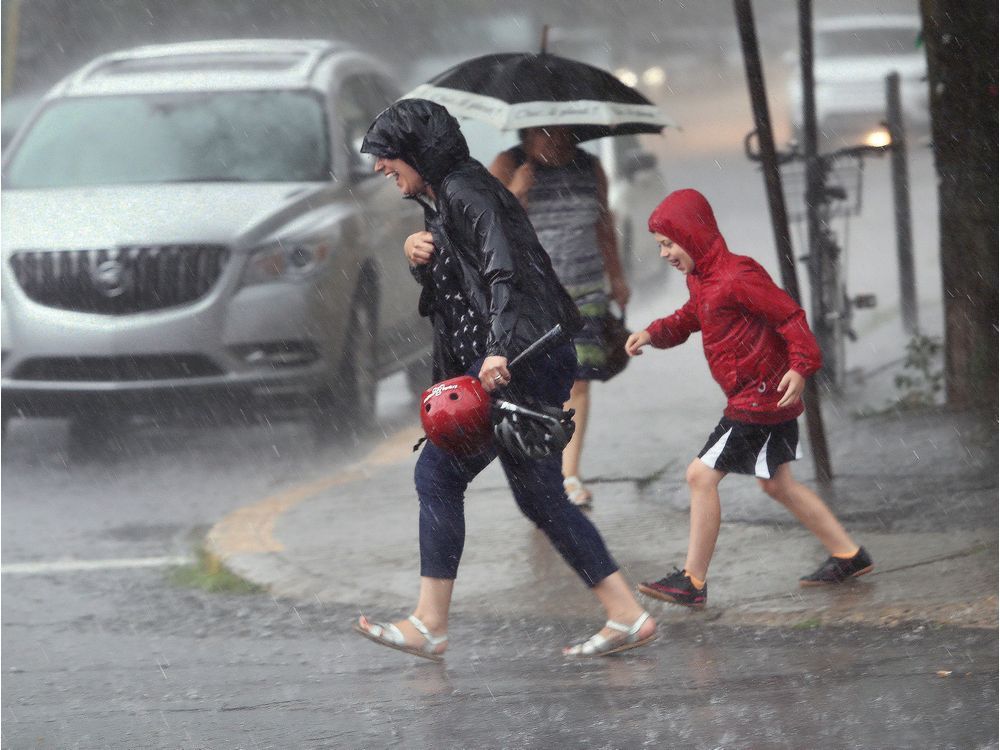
[205,290,997,631]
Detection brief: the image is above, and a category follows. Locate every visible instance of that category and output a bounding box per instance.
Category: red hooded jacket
[645,189,822,425]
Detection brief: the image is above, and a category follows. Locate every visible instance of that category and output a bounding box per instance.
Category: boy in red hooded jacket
[625,189,872,608]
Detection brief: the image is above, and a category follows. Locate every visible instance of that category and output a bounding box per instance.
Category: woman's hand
[776,370,805,407]
[479,355,512,393]
[625,330,651,357]
[508,162,536,201]
[609,275,631,308]
[404,231,435,266]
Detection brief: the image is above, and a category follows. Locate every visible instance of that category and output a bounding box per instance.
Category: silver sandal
[353,614,447,662]
[564,611,657,657]
[563,476,593,508]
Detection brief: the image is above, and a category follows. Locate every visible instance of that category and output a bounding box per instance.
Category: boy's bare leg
[562,380,591,495]
[683,460,727,581]
[357,577,453,655]
[758,464,857,555]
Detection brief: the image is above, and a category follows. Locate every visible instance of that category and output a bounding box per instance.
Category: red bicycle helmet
[420,375,493,455]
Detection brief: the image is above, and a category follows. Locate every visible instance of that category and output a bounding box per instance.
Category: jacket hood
[647,189,728,272]
[360,99,470,187]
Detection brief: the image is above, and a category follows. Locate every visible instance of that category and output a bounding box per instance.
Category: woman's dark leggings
[414,342,619,587]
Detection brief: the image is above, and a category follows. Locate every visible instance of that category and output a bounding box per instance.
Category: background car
[1,91,43,153]
[786,14,928,147]
[1,39,431,436]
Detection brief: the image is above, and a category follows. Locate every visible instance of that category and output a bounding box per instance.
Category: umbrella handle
[507,324,564,373]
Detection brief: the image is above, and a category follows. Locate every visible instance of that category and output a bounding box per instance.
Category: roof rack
[69,39,349,85]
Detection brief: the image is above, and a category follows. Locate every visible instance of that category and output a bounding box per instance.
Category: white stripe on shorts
[699,427,733,469]
[795,436,803,459]
[754,434,773,478]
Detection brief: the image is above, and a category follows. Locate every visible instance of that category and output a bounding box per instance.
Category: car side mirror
[623,149,657,180]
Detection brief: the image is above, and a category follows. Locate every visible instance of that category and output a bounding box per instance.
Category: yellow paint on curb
[206,426,423,559]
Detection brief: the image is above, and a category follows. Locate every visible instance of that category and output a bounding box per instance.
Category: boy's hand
[776,370,805,407]
[404,231,435,266]
[625,330,652,357]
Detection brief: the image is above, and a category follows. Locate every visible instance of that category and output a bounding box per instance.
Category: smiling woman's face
[373,157,426,197]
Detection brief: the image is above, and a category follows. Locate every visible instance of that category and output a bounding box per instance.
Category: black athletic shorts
[697,417,801,479]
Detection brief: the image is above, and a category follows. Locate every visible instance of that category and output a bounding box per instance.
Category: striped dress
[509,146,609,380]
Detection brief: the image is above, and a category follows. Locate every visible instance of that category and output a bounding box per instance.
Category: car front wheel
[312,288,378,436]
[341,298,378,424]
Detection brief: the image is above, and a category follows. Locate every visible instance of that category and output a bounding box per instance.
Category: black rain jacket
[361,99,582,380]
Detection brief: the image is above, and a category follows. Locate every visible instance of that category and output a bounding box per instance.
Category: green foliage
[892,334,945,409]
[792,617,822,630]
[168,547,264,595]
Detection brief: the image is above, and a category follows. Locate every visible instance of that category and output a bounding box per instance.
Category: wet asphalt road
[0,374,417,566]
[3,565,996,749]
[3,364,997,749]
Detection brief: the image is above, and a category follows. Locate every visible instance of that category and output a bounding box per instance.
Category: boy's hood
[647,189,728,273]
[360,98,470,188]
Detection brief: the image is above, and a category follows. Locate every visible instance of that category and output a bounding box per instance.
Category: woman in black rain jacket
[352,99,657,660]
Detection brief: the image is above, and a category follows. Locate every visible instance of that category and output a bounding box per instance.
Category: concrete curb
[204,444,998,631]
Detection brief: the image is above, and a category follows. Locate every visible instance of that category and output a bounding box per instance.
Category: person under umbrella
[405,45,673,509]
[353,99,657,660]
[489,125,630,508]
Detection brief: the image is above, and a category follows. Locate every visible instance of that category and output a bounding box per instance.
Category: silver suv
[1,40,430,433]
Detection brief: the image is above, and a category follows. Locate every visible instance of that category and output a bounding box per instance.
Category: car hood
[815,56,926,83]
[1,182,326,253]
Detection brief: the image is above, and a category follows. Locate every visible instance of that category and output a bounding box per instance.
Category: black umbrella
[403,51,676,143]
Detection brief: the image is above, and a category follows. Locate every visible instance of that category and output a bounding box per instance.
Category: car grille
[9,245,229,314]
[13,354,224,382]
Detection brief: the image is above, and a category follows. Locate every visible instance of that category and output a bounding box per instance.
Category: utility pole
[886,71,919,335]
[798,0,837,391]
[733,0,834,482]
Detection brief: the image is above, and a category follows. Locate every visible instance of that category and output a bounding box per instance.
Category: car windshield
[817,26,920,58]
[4,90,330,188]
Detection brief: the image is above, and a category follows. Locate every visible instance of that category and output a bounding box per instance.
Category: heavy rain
[1,0,996,747]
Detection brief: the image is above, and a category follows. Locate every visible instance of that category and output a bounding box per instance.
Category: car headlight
[242,241,332,287]
[863,127,892,148]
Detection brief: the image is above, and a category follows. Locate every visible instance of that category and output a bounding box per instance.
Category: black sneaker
[638,567,707,609]
[799,547,874,586]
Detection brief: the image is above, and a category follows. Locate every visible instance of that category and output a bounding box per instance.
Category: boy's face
[654,232,695,274]
[374,157,427,197]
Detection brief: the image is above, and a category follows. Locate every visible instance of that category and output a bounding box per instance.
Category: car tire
[312,282,378,436]
[342,296,378,424]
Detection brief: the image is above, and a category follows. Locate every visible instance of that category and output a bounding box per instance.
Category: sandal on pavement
[563,476,593,508]
[353,614,447,662]
[563,611,657,658]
